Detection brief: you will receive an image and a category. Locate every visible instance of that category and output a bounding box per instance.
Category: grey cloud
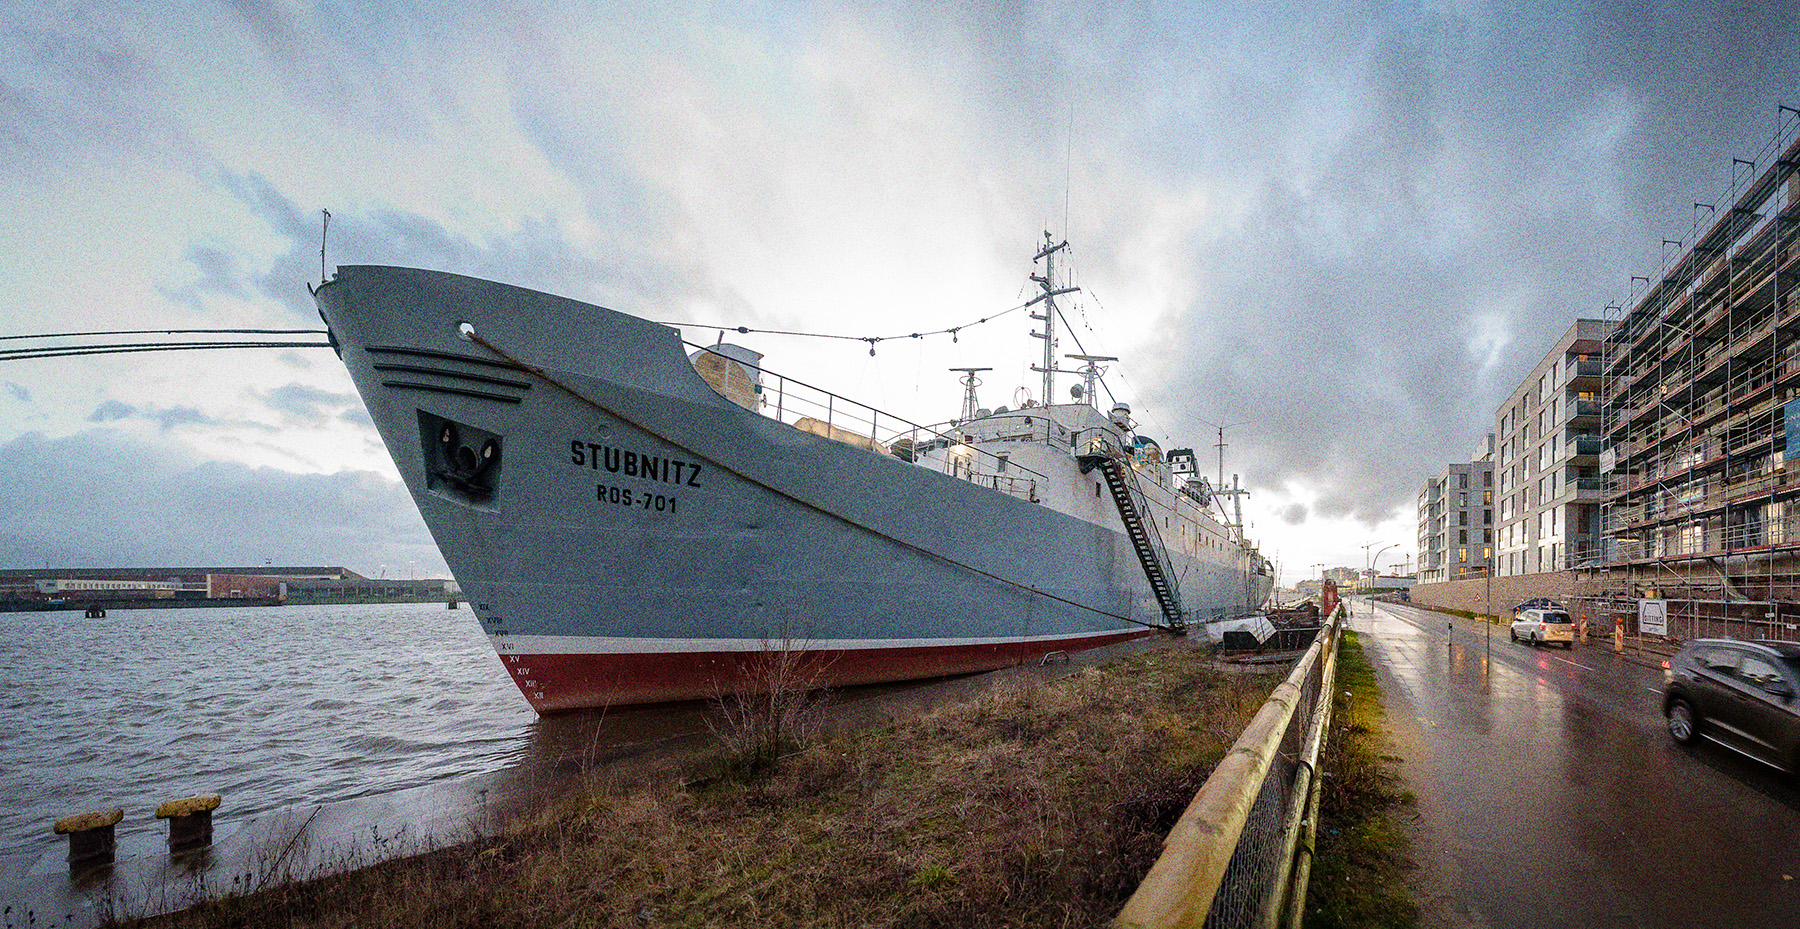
[0,430,445,575]
[5,382,29,402]
[1119,4,1800,528]
[215,168,724,327]
[1280,503,1308,526]
[258,383,353,425]
[84,399,280,434]
[87,399,135,422]
[0,10,197,172]
[150,406,216,430]
[157,244,251,312]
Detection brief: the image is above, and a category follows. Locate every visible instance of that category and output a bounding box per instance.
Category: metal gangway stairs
[1079,439,1186,631]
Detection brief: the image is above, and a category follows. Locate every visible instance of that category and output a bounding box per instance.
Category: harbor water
[0,601,539,856]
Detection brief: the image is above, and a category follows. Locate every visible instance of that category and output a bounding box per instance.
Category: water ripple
[2,602,535,853]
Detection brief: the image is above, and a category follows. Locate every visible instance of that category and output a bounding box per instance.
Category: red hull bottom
[503,630,1156,712]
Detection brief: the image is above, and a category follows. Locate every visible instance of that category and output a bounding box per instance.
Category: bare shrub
[705,631,834,775]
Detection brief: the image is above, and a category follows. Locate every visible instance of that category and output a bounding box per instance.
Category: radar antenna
[1065,353,1116,407]
[949,367,991,423]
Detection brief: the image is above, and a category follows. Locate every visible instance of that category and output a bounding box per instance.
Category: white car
[1511,608,1575,649]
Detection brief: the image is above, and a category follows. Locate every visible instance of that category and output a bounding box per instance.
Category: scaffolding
[1599,108,1800,642]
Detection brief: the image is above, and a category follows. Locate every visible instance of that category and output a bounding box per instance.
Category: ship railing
[905,415,1082,452]
[964,473,1041,502]
[684,341,1049,495]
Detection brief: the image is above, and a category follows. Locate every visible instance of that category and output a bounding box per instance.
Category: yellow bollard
[156,793,222,853]
[53,808,123,870]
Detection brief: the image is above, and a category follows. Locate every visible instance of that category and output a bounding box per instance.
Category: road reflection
[1354,599,1800,928]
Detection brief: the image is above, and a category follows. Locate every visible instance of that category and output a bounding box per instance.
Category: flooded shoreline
[1,602,534,856]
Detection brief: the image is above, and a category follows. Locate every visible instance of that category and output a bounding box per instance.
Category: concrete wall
[1410,570,1596,617]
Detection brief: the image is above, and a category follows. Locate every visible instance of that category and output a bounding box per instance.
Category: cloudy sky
[1,1,1796,585]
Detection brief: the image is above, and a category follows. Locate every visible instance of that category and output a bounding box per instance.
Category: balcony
[1567,399,1603,425]
[1567,435,1604,462]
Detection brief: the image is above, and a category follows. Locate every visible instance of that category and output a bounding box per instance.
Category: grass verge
[113,643,1284,929]
[1411,604,1502,624]
[1305,630,1419,929]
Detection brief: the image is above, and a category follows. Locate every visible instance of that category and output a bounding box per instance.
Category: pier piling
[156,793,221,852]
[52,808,123,870]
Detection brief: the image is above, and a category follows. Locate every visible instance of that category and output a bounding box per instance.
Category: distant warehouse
[0,566,458,609]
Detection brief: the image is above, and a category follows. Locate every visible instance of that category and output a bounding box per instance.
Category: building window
[1484,471,1493,487]
[1484,490,1492,504]
[1459,547,1468,563]
[1484,508,1492,525]
[1459,492,1469,507]
[1459,473,1469,489]
[1460,511,1469,526]
[1459,530,1468,544]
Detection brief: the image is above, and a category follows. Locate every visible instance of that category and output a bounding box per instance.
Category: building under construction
[1599,121,1800,640]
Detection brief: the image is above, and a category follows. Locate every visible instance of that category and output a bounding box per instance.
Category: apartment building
[1495,319,1612,576]
[1417,435,1495,583]
[1601,131,1800,606]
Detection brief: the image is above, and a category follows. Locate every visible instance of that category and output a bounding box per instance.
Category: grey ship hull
[315,266,1271,711]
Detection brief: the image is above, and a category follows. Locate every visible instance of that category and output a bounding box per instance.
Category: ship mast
[1027,233,1079,406]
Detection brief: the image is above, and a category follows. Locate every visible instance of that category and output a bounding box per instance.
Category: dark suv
[1512,597,1563,616]
[1663,638,1800,771]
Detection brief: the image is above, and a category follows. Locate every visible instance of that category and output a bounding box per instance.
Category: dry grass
[116,643,1282,929]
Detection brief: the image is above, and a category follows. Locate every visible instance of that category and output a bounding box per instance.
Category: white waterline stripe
[491,627,1148,654]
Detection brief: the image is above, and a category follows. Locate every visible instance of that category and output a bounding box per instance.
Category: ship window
[1095,483,1101,498]
[997,454,1010,473]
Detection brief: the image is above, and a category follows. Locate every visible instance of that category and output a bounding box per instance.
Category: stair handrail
[1081,434,1185,628]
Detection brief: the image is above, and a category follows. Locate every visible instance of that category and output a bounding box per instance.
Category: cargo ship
[313,235,1272,711]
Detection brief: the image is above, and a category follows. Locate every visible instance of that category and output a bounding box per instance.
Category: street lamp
[1360,542,1399,596]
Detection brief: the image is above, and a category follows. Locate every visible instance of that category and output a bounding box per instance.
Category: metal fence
[1114,605,1344,929]
[682,341,1048,497]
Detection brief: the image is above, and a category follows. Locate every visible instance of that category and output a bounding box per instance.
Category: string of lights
[656,302,1030,356]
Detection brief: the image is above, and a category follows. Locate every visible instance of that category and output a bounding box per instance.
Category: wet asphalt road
[1351,598,1800,929]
